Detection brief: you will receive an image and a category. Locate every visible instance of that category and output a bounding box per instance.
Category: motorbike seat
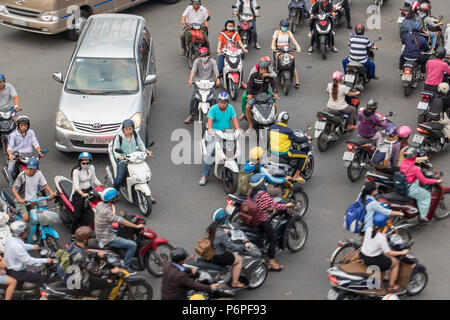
[188,259,228,272]
[45,281,85,297]
[339,261,385,279]
[2,188,16,208]
[419,122,444,131]
[347,61,366,69]
[346,136,373,146]
[378,192,414,204]
[60,180,73,199]
[228,194,247,204]
[239,225,264,236]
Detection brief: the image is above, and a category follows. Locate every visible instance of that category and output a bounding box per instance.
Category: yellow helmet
[189,293,206,300]
[249,146,264,160]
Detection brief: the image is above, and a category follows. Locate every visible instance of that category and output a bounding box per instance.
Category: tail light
[328,275,339,286]
[112,222,119,229]
[226,199,234,205]
[65,244,69,249]
[366,176,375,181]
[416,127,429,135]
[319,20,327,26]
[40,291,47,298]
[421,95,429,102]
[347,143,356,151]
[350,98,359,106]
[317,115,325,121]
[404,68,412,74]
[337,243,343,247]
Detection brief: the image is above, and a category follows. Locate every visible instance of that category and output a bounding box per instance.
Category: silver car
[53,14,156,153]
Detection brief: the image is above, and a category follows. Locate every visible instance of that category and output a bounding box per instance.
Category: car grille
[73,122,121,134]
[71,140,107,149]
[6,6,39,19]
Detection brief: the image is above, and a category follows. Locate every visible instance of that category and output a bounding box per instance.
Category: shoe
[307,47,313,54]
[199,177,208,186]
[332,47,338,53]
[308,31,312,38]
[332,30,336,35]
[184,115,194,124]
[347,24,352,29]
[372,76,379,80]
[254,43,261,49]
[418,218,430,225]
[126,268,137,275]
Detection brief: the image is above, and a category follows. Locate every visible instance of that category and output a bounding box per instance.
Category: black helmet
[258,60,271,70]
[170,247,188,263]
[366,98,378,110]
[435,47,446,60]
[191,0,201,4]
[355,24,365,35]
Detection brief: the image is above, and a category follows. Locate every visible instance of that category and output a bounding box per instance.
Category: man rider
[11,158,56,223]
[399,22,430,80]
[7,115,43,186]
[0,74,20,120]
[185,47,220,125]
[181,0,210,55]
[161,247,217,300]
[432,83,450,140]
[4,220,54,300]
[94,188,145,274]
[418,3,441,52]
[269,112,311,182]
[425,47,450,92]
[233,0,261,49]
[307,0,338,54]
[342,24,378,80]
[245,60,279,133]
[357,99,389,146]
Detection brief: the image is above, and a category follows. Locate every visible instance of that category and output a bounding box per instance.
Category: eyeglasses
[80,161,91,165]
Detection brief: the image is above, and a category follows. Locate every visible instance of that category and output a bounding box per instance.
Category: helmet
[398,126,413,138]
[438,82,450,94]
[249,146,264,160]
[189,294,206,300]
[366,98,378,110]
[78,152,92,162]
[74,226,93,242]
[260,56,271,63]
[373,212,388,228]
[280,19,290,28]
[258,60,271,70]
[16,115,30,127]
[419,3,430,12]
[355,24,365,35]
[198,47,209,57]
[403,146,417,159]
[249,173,265,189]
[224,19,235,29]
[277,111,290,124]
[218,91,229,103]
[170,247,188,263]
[332,71,343,82]
[382,293,400,300]
[10,220,27,236]
[244,161,256,173]
[102,187,118,202]
[0,73,5,82]
[122,119,134,129]
[385,123,398,137]
[412,22,422,32]
[411,1,420,11]
[26,158,39,170]
[435,47,447,60]
[212,208,227,224]
[191,0,201,4]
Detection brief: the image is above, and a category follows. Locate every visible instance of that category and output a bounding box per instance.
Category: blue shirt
[207,104,237,131]
[7,128,40,154]
[403,33,430,60]
[361,195,392,231]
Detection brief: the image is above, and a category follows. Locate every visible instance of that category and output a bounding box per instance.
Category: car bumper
[0,13,68,35]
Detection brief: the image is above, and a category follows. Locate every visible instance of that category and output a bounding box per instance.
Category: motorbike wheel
[406,269,428,296]
[283,75,290,96]
[347,151,365,182]
[248,260,268,290]
[285,215,308,252]
[300,155,314,180]
[229,81,238,101]
[403,85,411,97]
[434,194,450,220]
[321,43,327,60]
[222,168,238,194]
[121,281,153,300]
[329,242,360,268]
[136,190,152,217]
[44,236,59,252]
[317,126,330,152]
[145,243,174,277]
[59,206,72,229]
[290,189,309,217]
[1,138,8,165]
[289,15,297,34]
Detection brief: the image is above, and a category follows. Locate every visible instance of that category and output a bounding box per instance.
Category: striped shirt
[94,202,125,245]
[348,35,373,64]
[247,190,287,224]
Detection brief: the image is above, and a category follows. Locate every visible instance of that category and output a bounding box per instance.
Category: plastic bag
[37,210,60,225]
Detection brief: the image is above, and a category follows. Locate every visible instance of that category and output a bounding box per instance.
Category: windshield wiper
[103,90,135,95]
[66,88,91,94]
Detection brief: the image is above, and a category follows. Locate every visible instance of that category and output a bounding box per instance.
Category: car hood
[3,0,57,11]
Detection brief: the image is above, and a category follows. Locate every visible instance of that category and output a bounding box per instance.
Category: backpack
[343,197,373,233]
[237,171,253,196]
[194,237,216,260]
[274,30,292,47]
[239,191,262,228]
[393,165,415,196]
[117,130,138,149]
[427,96,444,121]
[371,140,396,170]
[400,19,415,39]
[55,242,85,281]
[220,31,239,49]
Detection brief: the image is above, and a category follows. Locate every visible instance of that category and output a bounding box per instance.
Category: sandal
[295,83,300,89]
[238,114,246,121]
[387,284,401,292]
[231,281,246,288]
[246,128,253,134]
[268,263,284,272]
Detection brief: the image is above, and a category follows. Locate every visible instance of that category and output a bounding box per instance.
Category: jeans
[218,54,225,75]
[342,57,376,79]
[113,160,128,190]
[428,31,437,48]
[7,269,46,299]
[407,180,431,219]
[343,0,351,25]
[107,236,137,268]
[202,136,216,177]
[252,19,258,44]
[189,87,217,116]
[7,160,16,186]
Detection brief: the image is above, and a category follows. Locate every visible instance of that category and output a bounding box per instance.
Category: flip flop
[238,114,246,121]
[387,285,401,292]
[268,264,284,272]
[295,83,300,89]
[246,128,253,134]
[231,282,246,288]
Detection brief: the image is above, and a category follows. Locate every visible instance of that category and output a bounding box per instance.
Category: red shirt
[425,58,450,86]
[247,189,287,224]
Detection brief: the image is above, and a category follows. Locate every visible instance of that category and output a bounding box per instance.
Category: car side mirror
[115,148,124,154]
[144,74,157,86]
[52,72,64,84]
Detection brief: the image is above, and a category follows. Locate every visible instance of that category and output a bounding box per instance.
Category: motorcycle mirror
[307,125,312,131]
[440,171,444,177]
[231,5,237,9]
[115,148,124,154]
[255,6,260,9]
[376,37,382,41]
[388,112,393,117]
[148,141,155,148]
[42,149,48,154]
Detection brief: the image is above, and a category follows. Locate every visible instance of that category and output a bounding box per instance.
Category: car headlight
[56,111,74,131]
[0,4,8,14]
[38,11,59,22]
[131,113,142,129]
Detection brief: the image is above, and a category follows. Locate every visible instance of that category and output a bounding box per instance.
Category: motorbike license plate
[413,134,425,144]
[12,19,27,27]
[314,129,323,139]
[343,152,355,161]
[397,16,405,24]
[84,136,114,145]
[225,204,235,215]
[327,288,340,300]
[315,121,326,130]
[344,74,355,83]
[417,101,428,110]
[402,74,413,81]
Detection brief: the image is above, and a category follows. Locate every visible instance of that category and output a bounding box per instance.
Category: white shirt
[182,5,209,25]
[445,26,450,57]
[4,235,47,271]
[326,83,351,111]
[12,170,47,202]
[273,30,292,47]
[235,0,259,16]
[70,165,101,201]
[361,227,391,257]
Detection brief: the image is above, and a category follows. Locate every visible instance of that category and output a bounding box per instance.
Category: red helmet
[198,47,209,57]
[260,56,271,63]
[411,1,420,11]
[419,3,430,12]
[355,24,365,35]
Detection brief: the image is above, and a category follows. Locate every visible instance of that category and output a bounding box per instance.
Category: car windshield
[65,58,138,94]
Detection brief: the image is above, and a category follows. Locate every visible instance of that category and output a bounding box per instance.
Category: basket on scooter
[37,210,60,226]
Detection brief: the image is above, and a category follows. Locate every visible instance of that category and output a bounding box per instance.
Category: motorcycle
[310,12,333,60]
[3,149,48,186]
[187,287,235,300]
[401,51,431,97]
[333,0,347,28]
[54,175,104,231]
[232,6,260,58]
[288,0,307,34]
[417,90,434,124]
[201,129,241,194]
[221,46,243,101]
[105,142,154,217]
[414,122,448,154]
[193,80,216,133]
[273,46,299,96]
[250,92,277,139]
[327,235,428,300]
[184,23,208,69]
[0,107,16,164]
[343,37,381,92]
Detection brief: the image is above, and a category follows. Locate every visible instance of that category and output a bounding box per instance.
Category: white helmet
[438,82,449,94]
[382,293,400,300]
[10,220,27,236]
[277,111,290,124]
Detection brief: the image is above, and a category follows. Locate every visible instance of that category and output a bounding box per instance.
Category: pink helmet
[411,1,420,12]
[398,125,412,138]
[332,71,343,82]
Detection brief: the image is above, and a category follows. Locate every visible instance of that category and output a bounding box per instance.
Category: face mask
[227,26,234,31]
[201,57,210,63]
[281,27,288,32]
[81,164,91,170]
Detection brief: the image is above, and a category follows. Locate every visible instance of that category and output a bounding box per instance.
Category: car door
[138,25,151,142]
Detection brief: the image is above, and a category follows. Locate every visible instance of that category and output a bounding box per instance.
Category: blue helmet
[249,173,265,189]
[244,161,256,174]
[413,22,422,32]
[102,187,118,202]
[26,158,39,170]
[212,208,227,224]
[373,212,388,228]
[385,123,398,137]
[280,19,290,28]
[0,73,5,82]
[218,92,229,103]
[78,152,92,162]
[122,119,134,129]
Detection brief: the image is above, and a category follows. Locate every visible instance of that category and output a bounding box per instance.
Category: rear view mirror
[255,6,260,9]
[307,125,312,131]
[52,72,64,84]
[42,149,49,154]
[388,112,393,117]
[144,74,157,86]
[376,37,382,41]
[148,141,155,148]
[231,5,237,9]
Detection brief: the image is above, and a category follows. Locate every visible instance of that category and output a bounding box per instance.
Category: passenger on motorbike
[4,220,53,300]
[245,60,279,133]
[0,254,16,300]
[181,0,210,55]
[418,3,441,51]
[94,188,145,273]
[396,126,414,167]
[0,74,20,121]
[185,47,220,124]
[374,124,402,175]
[431,83,450,139]
[271,19,302,89]
[425,47,450,92]
[69,152,103,235]
[342,24,377,79]
[199,92,242,186]
[357,99,388,146]
[112,119,154,203]
[217,19,248,76]
[161,247,217,300]
[399,23,430,80]
[11,158,56,223]
[360,214,409,292]
[307,0,337,54]
[206,209,250,288]
[326,71,360,131]
[233,0,261,49]
[6,115,43,186]
[269,112,311,182]
[400,147,442,222]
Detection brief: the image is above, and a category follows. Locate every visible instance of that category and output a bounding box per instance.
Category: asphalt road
[0,0,449,300]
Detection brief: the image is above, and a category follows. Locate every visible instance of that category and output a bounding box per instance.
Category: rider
[307,0,338,54]
[0,74,20,120]
[6,115,44,186]
[400,147,442,223]
[431,82,450,140]
[217,19,248,76]
[0,254,16,300]
[396,125,414,167]
[424,47,450,92]
[4,220,53,300]
[399,22,430,80]
[418,3,442,52]
[269,112,311,182]
[161,247,217,300]
[271,19,302,89]
[342,24,378,80]
[69,152,103,235]
[199,92,242,186]
[112,119,155,203]
[245,60,279,133]
[11,158,56,223]
[357,99,389,146]
[207,209,249,288]
[181,0,210,55]
[233,0,261,49]
[326,71,360,131]
[185,47,220,124]
[373,124,402,175]
[94,187,145,274]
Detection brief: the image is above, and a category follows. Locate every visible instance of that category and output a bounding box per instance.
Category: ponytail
[332,81,339,101]
[371,226,379,239]
[71,163,81,179]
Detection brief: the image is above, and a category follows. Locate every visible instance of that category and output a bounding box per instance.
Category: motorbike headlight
[38,11,59,22]
[56,111,74,131]
[131,112,142,129]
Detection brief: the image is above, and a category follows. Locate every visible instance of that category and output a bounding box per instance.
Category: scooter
[0,107,16,164]
[54,175,104,231]
[417,91,434,123]
[273,46,299,96]
[184,22,208,69]
[250,92,277,136]
[201,129,241,194]
[401,51,432,97]
[288,0,307,34]
[233,5,260,58]
[193,80,216,133]
[310,12,333,60]
[105,141,154,217]
[414,122,448,154]
[221,46,243,101]
[3,149,48,186]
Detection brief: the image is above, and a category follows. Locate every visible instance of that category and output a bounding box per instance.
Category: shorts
[15,203,28,216]
[360,252,392,271]
[212,251,235,266]
[0,274,7,285]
